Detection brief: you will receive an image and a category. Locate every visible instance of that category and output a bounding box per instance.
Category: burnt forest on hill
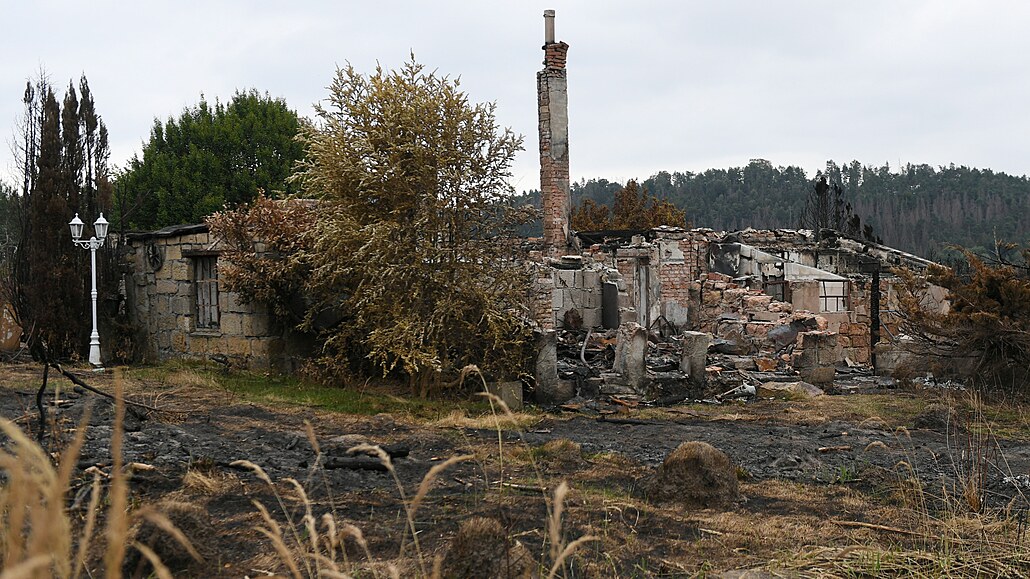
[516,159,1030,261]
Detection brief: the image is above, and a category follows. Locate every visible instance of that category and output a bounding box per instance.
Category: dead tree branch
[48,362,164,413]
[35,363,49,443]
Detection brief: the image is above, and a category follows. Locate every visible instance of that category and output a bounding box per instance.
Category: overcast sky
[3,1,1030,193]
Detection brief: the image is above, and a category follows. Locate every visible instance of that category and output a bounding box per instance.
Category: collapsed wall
[527,225,943,401]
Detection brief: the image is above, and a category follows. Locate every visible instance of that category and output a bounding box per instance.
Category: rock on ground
[913,402,962,433]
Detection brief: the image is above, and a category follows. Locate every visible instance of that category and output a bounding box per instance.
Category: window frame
[818,279,850,313]
[188,253,221,331]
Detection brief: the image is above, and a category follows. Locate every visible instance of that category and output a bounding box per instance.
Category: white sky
[3,1,1030,192]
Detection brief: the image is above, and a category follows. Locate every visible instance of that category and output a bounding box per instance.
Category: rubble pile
[541,271,883,405]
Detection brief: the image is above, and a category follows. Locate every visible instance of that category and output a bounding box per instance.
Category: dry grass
[228,368,599,578]
[182,468,235,495]
[430,408,542,430]
[7,360,1030,576]
[232,441,593,578]
[163,368,220,390]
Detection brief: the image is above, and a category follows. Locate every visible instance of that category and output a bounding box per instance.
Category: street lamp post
[69,213,109,368]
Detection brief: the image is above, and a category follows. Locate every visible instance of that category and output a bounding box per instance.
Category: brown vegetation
[896,244,1030,389]
[439,517,533,579]
[571,180,685,231]
[645,441,740,508]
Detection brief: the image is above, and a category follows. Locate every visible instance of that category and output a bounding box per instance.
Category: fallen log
[817,445,853,453]
[596,416,659,426]
[323,456,390,471]
[341,443,410,459]
[371,444,409,459]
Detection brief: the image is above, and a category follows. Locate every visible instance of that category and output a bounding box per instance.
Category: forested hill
[518,159,1030,259]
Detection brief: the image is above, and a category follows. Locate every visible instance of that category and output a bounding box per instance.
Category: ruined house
[530,11,947,401]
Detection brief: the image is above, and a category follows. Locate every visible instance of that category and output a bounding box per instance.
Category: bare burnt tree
[800,175,880,243]
[3,75,118,362]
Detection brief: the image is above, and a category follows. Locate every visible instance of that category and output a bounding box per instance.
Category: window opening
[819,280,849,313]
[194,256,219,329]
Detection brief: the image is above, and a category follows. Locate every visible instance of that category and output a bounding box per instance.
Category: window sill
[191,329,222,338]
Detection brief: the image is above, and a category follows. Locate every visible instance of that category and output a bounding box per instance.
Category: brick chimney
[538,9,571,253]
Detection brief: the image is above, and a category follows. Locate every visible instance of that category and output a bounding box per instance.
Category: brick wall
[538,41,570,254]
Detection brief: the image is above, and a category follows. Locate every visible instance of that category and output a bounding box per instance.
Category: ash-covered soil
[3,363,1030,577]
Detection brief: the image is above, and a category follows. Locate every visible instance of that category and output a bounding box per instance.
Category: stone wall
[125,225,297,370]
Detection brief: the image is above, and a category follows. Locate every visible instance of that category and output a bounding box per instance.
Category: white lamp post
[69,212,109,368]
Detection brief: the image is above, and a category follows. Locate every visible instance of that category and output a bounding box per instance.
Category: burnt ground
[3,362,1030,577]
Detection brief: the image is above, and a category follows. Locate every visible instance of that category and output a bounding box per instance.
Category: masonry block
[744,294,773,310]
[243,314,272,337]
[172,331,187,352]
[702,290,723,305]
[556,269,576,288]
[486,381,524,412]
[551,288,564,310]
[220,313,244,336]
[581,307,601,329]
[750,311,780,322]
[618,292,634,309]
[583,269,600,289]
[582,289,601,309]
[226,336,251,357]
[723,288,747,302]
[156,279,178,294]
[169,260,189,280]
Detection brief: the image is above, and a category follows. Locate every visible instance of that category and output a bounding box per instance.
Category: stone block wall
[546,264,624,330]
[125,226,293,370]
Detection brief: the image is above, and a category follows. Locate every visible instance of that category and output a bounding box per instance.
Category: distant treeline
[514,159,1030,260]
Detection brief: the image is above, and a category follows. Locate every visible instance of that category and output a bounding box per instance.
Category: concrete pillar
[534,330,572,402]
[793,331,838,385]
[538,11,571,253]
[612,322,648,390]
[679,331,712,386]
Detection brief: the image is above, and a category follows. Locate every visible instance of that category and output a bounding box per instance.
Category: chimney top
[544,10,555,44]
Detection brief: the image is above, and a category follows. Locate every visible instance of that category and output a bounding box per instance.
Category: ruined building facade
[123,224,306,370]
[532,226,942,373]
